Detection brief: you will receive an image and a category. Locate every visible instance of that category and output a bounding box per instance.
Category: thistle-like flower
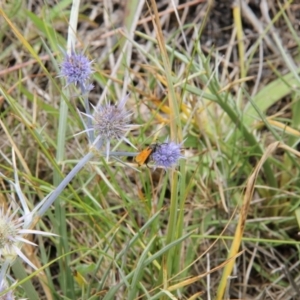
[0,204,56,270]
[81,95,138,159]
[152,141,184,169]
[59,47,93,93]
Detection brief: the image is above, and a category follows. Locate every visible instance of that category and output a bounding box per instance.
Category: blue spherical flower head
[59,48,93,93]
[152,142,183,169]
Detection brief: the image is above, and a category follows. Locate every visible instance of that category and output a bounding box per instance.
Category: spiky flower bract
[59,47,93,93]
[152,142,183,169]
[93,96,135,157]
[0,205,56,270]
[82,95,137,159]
[93,103,130,141]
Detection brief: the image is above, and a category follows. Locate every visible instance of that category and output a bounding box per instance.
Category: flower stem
[37,151,94,218]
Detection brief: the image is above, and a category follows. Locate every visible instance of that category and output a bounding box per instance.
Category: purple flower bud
[59,48,93,93]
[152,142,183,168]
